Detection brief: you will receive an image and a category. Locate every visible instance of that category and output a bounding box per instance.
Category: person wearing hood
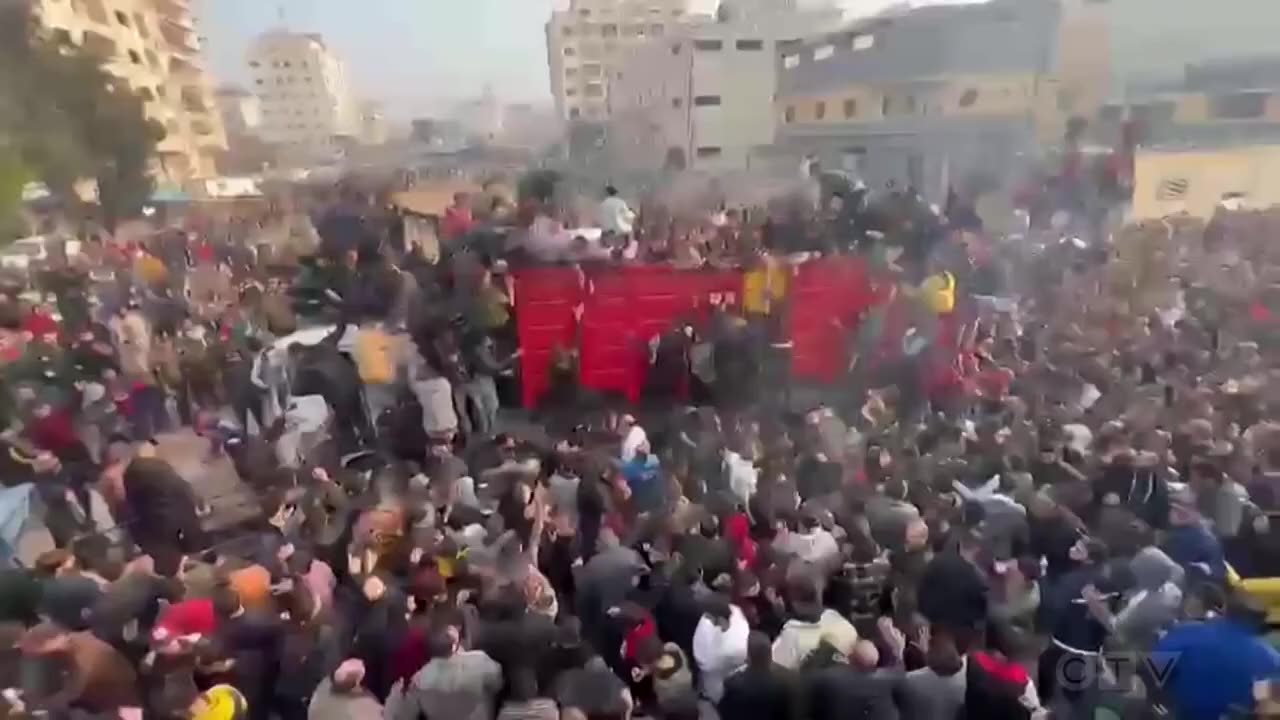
[1086,546,1184,649]
[393,625,502,720]
[692,594,750,702]
[771,573,858,671]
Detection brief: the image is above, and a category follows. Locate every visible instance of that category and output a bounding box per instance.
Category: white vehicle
[0,236,83,272]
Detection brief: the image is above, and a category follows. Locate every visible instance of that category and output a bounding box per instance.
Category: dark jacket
[918,551,988,633]
[123,457,206,558]
[719,663,797,720]
[806,665,899,720]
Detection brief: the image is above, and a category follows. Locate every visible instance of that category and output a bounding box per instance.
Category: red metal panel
[513,267,582,408]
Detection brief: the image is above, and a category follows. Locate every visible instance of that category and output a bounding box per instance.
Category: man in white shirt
[597,185,636,237]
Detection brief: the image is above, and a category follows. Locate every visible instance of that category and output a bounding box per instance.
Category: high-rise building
[610,0,843,171]
[246,30,360,163]
[545,0,695,123]
[214,85,262,136]
[30,0,228,182]
[359,101,389,146]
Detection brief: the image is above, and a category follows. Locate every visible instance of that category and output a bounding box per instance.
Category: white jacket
[772,609,859,670]
[692,605,749,702]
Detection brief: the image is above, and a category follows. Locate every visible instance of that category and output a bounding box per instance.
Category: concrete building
[246,30,360,164]
[31,0,228,182]
[610,0,843,171]
[214,85,262,135]
[452,87,505,143]
[359,101,389,145]
[772,0,1090,201]
[1101,0,1280,99]
[545,0,696,123]
[1094,56,1280,150]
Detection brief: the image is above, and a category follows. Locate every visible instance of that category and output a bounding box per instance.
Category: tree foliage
[0,1,163,230]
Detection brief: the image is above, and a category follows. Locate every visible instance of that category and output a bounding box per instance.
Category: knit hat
[152,597,216,644]
[39,576,102,631]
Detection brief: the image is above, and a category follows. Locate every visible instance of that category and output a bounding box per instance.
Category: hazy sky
[199,0,935,119]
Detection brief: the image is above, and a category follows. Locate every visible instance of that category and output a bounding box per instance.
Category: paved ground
[153,429,259,533]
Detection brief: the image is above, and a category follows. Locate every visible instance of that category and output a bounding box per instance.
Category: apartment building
[773,0,1083,201]
[610,0,843,171]
[31,0,228,182]
[246,30,360,164]
[545,0,694,123]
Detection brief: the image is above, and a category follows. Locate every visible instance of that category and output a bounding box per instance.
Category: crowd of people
[0,175,1278,720]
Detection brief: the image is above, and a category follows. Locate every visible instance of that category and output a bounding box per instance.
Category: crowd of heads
[0,178,1279,720]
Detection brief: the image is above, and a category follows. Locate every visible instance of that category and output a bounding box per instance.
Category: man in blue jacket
[1154,593,1280,719]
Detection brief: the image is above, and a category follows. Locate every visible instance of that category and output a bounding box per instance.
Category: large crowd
[0,175,1278,720]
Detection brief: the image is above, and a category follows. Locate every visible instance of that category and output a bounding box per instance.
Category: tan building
[246,31,361,164]
[610,0,843,171]
[772,0,1106,201]
[32,0,228,183]
[545,0,695,122]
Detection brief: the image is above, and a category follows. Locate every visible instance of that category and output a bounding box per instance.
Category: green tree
[0,1,163,231]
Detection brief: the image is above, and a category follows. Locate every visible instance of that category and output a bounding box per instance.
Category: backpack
[354,326,394,384]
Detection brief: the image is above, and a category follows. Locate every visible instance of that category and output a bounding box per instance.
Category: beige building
[246,30,360,164]
[610,0,843,171]
[545,0,695,122]
[32,0,228,182]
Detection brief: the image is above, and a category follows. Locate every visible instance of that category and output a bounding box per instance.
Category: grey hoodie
[1113,547,1185,648]
[393,650,503,720]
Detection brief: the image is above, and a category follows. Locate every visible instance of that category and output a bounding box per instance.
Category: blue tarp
[0,484,35,566]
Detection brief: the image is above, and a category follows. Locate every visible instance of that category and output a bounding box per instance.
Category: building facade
[545,0,694,123]
[246,31,360,164]
[610,0,843,171]
[31,0,228,182]
[214,85,261,136]
[773,0,1086,201]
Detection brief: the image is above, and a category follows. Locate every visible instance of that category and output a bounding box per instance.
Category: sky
[199,0,939,120]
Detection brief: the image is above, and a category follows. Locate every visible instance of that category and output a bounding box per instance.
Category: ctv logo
[1057,652,1180,691]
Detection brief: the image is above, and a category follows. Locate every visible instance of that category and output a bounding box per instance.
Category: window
[693,39,723,51]
[958,88,979,108]
[882,95,891,116]
[564,47,576,57]
[814,44,835,61]
[672,97,683,109]
[784,105,795,123]
[579,8,590,17]
[583,63,602,78]
[852,33,875,51]
[1211,93,1267,119]
[671,43,681,55]
[696,146,722,158]
[146,49,159,68]
[783,54,800,69]
[843,98,857,118]
[255,78,265,85]
[114,10,129,26]
[250,60,261,68]
[128,49,141,64]
[602,23,619,37]
[736,39,763,51]
[585,83,604,97]
[156,86,165,99]
[138,87,154,101]
[815,101,826,120]
[565,67,578,78]
[904,95,917,114]
[565,88,578,97]
[694,95,721,107]
[563,26,574,37]
[650,24,664,36]
[133,13,148,37]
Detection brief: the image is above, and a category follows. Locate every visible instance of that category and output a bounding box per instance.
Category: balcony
[81,30,118,60]
[181,86,208,113]
[159,18,198,54]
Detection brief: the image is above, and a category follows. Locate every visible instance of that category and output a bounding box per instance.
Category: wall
[1132,145,1280,220]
